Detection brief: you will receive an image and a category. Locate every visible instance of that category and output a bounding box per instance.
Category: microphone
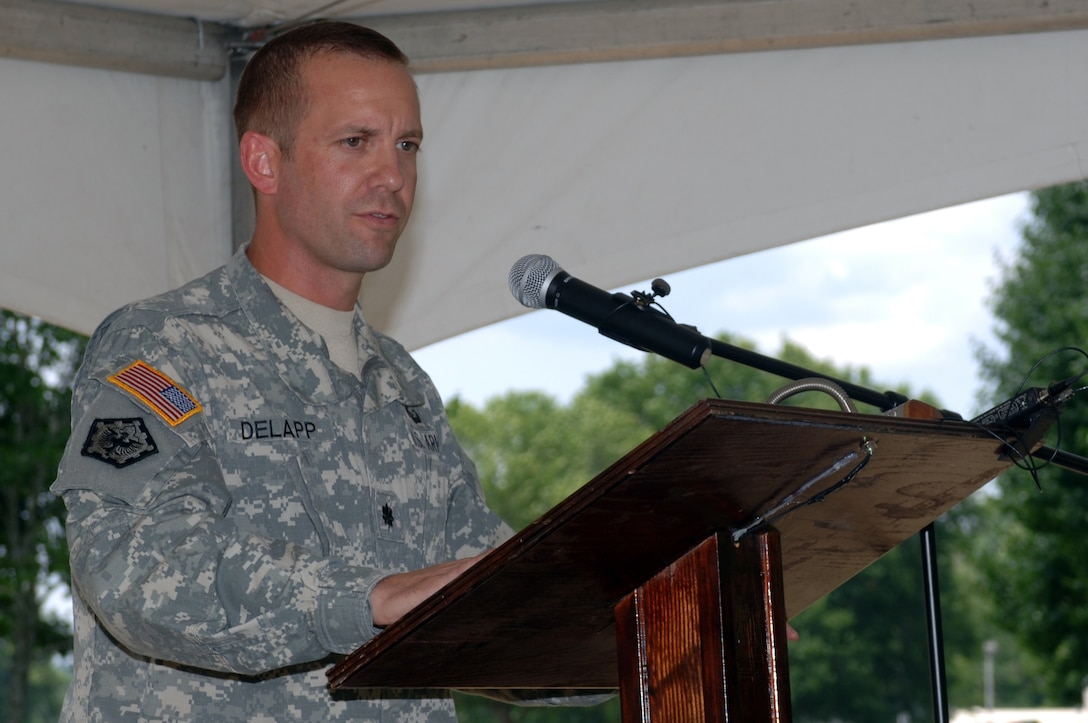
[508,254,712,369]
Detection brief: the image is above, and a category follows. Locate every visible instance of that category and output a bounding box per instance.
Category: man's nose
[369,146,406,192]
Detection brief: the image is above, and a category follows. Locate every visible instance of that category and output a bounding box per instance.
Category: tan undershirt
[262,276,361,380]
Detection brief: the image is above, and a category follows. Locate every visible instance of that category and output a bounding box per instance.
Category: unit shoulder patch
[81,418,159,468]
[108,360,202,426]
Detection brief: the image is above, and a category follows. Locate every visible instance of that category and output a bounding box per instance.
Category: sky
[414,191,1033,420]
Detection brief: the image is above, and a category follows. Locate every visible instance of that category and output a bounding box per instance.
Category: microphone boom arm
[706,336,911,414]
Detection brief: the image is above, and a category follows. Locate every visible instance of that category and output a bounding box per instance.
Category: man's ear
[238,131,281,196]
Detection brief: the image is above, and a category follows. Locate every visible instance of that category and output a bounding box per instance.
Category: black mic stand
[703,335,1088,723]
[707,337,914,413]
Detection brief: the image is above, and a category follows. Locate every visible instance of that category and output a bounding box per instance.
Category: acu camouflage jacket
[52,249,510,722]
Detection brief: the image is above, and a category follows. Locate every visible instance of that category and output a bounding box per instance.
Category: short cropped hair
[233,21,409,157]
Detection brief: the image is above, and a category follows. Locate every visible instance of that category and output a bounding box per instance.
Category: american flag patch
[108,360,202,426]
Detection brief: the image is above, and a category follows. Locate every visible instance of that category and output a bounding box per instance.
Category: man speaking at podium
[51,21,588,722]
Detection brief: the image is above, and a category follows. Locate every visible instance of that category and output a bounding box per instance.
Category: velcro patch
[81,418,159,468]
[409,428,440,453]
[108,360,201,426]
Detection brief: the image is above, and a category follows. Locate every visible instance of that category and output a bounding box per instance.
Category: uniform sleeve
[53,324,389,676]
[444,444,515,556]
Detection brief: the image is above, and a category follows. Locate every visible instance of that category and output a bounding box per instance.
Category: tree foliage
[0,638,72,723]
[975,181,1088,703]
[0,311,84,722]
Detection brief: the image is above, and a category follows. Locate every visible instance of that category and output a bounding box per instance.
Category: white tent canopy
[1,0,1086,349]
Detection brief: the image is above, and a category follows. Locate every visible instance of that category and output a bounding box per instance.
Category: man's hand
[370,552,488,628]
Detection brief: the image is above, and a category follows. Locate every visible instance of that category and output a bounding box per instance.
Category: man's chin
[350,240,399,275]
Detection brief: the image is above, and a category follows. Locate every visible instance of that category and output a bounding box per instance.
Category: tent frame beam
[0,0,229,80]
[2,0,1087,80]
[364,0,1088,74]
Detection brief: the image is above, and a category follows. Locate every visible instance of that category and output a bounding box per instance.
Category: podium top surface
[328,399,1010,691]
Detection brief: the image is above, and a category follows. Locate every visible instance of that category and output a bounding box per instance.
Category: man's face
[272,53,422,277]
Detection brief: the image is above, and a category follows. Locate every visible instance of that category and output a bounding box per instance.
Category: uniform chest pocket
[220,443,332,557]
[363,403,448,567]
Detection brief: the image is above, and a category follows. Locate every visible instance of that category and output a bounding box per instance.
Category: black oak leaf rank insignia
[81,418,159,468]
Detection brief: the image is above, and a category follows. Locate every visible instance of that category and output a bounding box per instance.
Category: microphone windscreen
[508,254,561,309]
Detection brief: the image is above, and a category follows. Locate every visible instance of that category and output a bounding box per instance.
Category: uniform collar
[225,248,419,409]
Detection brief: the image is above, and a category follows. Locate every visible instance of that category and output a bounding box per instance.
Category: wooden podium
[328,399,1012,721]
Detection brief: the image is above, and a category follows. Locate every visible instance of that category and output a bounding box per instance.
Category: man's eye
[397,140,420,153]
[342,137,364,148]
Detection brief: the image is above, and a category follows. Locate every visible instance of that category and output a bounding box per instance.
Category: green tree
[448,332,982,722]
[0,311,84,722]
[0,638,72,723]
[786,493,1040,722]
[944,493,1049,710]
[448,392,645,531]
[975,181,1088,703]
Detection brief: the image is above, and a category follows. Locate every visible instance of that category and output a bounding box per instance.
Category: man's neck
[245,241,362,311]
[262,275,361,379]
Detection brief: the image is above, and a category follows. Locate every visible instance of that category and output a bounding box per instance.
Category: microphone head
[509,254,562,309]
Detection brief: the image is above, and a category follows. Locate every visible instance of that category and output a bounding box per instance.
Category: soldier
[52,21,531,721]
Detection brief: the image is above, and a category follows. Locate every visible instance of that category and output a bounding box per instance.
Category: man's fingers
[370,552,489,627]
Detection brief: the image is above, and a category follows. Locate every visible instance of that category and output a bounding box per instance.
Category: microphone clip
[630,278,672,308]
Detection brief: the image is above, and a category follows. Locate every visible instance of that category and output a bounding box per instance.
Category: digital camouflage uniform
[52,249,512,722]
